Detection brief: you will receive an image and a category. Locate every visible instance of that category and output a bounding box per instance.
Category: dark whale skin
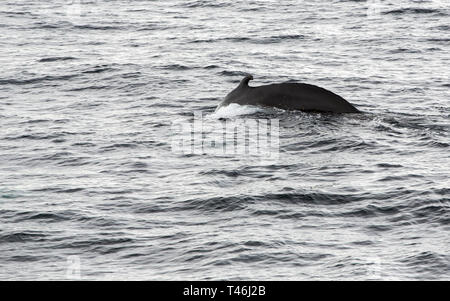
[218,75,360,113]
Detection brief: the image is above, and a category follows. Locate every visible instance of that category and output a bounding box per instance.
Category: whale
[217,75,360,113]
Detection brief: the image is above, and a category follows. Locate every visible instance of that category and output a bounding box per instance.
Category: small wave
[158,64,191,71]
[18,119,50,124]
[400,251,449,276]
[433,25,450,31]
[30,23,61,29]
[82,66,114,74]
[189,37,226,43]
[204,65,220,69]
[71,142,96,147]
[180,195,254,212]
[434,188,449,196]
[99,143,139,152]
[73,24,123,30]
[137,24,178,31]
[0,231,47,244]
[181,0,231,8]
[425,38,450,43]
[381,116,449,133]
[38,56,76,63]
[383,8,446,16]
[0,192,20,199]
[199,169,241,177]
[388,48,421,54]
[221,37,251,42]
[210,103,268,119]
[57,188,85,193]
[254,34,306,44]
[0,74,78,86]
[65,85,110,92]
[192,35,306,44]
[2,11,34,16]
[263,192,363,205]
[410,204,448,224]
[4,133,64,141]
[9,255,45,262]
[54,237,135,251]
[377,174,425,182]
[14,211,72,223]
[376,163,403,168]
[218,70,250,77]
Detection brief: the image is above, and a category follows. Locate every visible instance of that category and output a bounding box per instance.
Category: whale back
[251,82,359,113]
[219,75,359,113]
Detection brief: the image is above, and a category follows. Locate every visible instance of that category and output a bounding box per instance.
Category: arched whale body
[217,75,360,113]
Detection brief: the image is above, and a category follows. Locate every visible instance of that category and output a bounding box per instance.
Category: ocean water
[0,0,449,280]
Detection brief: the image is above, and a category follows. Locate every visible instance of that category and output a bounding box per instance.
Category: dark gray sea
[0,0,449,280]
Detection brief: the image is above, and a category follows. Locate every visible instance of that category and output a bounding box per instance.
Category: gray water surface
[0,0,449,280]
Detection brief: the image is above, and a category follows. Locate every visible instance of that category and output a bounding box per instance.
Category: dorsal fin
[239,74,253,87]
